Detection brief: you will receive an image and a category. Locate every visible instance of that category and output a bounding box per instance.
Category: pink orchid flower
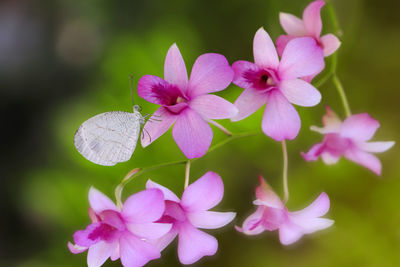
[68,187,172,267]
[301,106,395,175]
[231,27,324,141]
[236,176,333,245]
[138,44,237,159]
[276,0,341,58]
[145,171,236,264]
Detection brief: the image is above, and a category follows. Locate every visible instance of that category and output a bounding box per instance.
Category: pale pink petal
[358,141,395,153]
[235,206,265,235]
[301,143,324,161]
[172,108,213,158]
[110,243,120,261]
[278,223,303,245]
[344,148,382,175]
[181,171,224,212]
[279,37,324,80]
[187,211,236,229]
[141,107,177,147]
[68,242,87,254]
[231,88,268,122]
[126,222,172,240]
[253,27,279,69]
[101,210,125,230]
[321,152,340,165]
[290,192,330,218]
[279,12,307,36]
[145,179,180,202]
[232,60,263,89]
[87,241,116,267]
[302,0,325,37]
[137,75,172,105]
[164,43,188,90]
[177,223,218,265]
[255,176,284,209]
[320,33,341,57]
[321,105,342,131]
[151,228,178,251]
[119,232,160,267]
[290,217,334,234]
[188,53,233,97]
[279,78,321,107]
[122,189,165,224]
[189,94,238,120]
[275,35,296,57]
[262,90,301,141]
[341,113,380,142]
[89,187,118,214]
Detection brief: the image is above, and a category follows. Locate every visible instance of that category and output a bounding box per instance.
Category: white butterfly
[74,105,145,166]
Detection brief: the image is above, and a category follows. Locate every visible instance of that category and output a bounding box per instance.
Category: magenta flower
[276,0,341,57]
[236,176,333,245]
[302,106,395,175]
[231,27,324,141]
[68,187,172,267]
[145,171,236,264]
[138,44,237,159]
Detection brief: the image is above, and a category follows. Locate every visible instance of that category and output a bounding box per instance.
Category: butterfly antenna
[129,75,135,106]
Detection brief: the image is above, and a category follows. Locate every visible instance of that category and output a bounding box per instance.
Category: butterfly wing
[74,111,142,166]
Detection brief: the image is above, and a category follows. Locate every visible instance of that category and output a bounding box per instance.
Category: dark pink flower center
[323,133,353,156]
[88,223,116,242]
[243,69,277,91]
[151,83,188,106]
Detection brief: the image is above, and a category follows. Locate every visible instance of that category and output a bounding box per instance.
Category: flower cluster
[69,0,394,266]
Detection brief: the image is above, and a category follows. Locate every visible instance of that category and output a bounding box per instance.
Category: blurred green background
[1,0,399,266]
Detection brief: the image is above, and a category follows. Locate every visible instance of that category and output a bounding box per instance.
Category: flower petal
[89,187,118,214]
[164,43,188,91]
[262,90,301,141]
[275,35,296,57]
[320,33,341,57]
[189,94,238,120]
[255,176,284,209]
[68,242,88,254]
[279,12,307,36]
[235,206,265,235]
[120,232,161,267]
[301,143,324,162]
[279,78,321,107]
[87,241,116,267]
[126,222,172,240]
[177,223,218,265]
[358,141,395,153]
[253,27,279,69]
[344,148,382,175]
[291,192,330,218]
[279,37,324,80]
[146,179,180,202]
[231,88,267,122]
[278,223,303,245]
[172,108,213,158]
[181,171,224,212]
[232,60,263,89]
[188,53,233,97]
[290,216,334,234]
[187,211,236,229]
[141,107,177,147]
[341,113,380,142]
[122,189,165,224]
[302,0,325,37]
[321,152,341,165]
[137,75,176,105]
[151,227,178,251]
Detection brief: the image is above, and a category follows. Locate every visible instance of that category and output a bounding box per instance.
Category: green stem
[281,140,289,203]
[332,74,351,117]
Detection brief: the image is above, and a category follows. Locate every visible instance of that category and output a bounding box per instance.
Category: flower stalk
[281,140,289,203]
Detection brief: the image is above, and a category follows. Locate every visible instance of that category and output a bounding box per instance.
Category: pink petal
[126,222,172,240]
[231,88,268,122]
[302,0,325,37]
[279,37,324,80]
[322,105,342,131]
[321,152,341,165]
[89,187,118,214]
[341,113,380,142]
[141,107,177,147]
[344,148,382,175]
[68,242,88,254]
[291,192,330,218]
[289,216,334,234]
[145,179,180,202]
[275,35,296,57]
[189,94,238,120]
[177,223,218,265]
[255,176,284,209]
[187,211,236,229]
[358,141,395,153]
[188,53,233,97]
[164,44,188,91]
[235,206,265,235]
[232,60,263,89]
[87,241,116,267]
[253,27,279,69]
[278,223,303,245]
[119,232,161,267]
[279,12,307,36]
[301,143,324,161]
[320,33,341,57]
[172,108,213,158]
[262,90,301,141]
[110,243,120,261]
[279,78,321,107]
[137,75,172,105]
[122,189,165,224]
[151,228,178,251]
[181,171,224,212]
